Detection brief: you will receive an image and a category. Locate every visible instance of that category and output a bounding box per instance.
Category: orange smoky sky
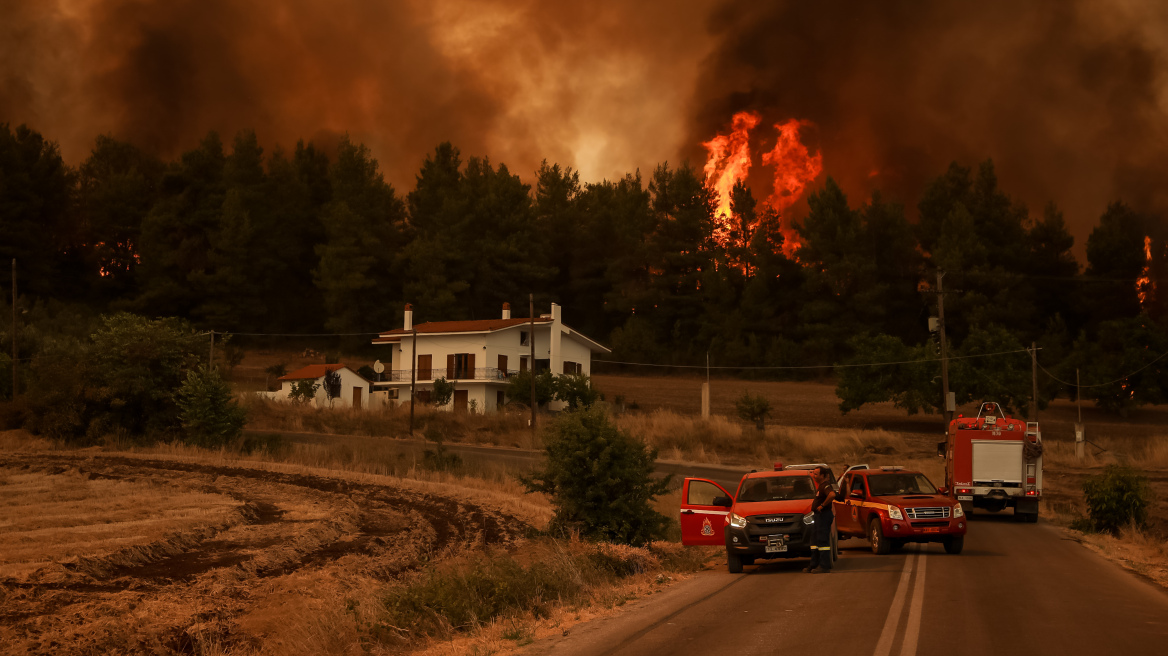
[0,0,714,186]
[3,0,1168,253]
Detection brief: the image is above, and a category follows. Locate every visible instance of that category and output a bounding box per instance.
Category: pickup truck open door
[679,478,733,546]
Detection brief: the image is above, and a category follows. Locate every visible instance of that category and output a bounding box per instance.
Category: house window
[520,331,529,346]
[448,353,475,379]
[563,361,582,375]
[535,358,550,373]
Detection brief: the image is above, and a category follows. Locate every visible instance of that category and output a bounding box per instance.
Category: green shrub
[177,366,247,448]
[431,377,455,406]
[421,442,463,471]
[521,407,671,546]
[288,379,319,404]
[735,390,771,431]
[504,370,556,408]
[1082,465,1151,534]
[555,373,600,409]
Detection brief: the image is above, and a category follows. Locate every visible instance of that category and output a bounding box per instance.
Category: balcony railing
[383,367,521,382]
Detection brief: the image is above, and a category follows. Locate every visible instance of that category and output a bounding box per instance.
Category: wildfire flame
[702,112,823,257]
[702,111,761,221]
[1136,235,1154,306]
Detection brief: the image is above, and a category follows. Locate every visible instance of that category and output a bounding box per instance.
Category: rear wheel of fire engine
[943,536,964,554]
[869,519,890,555]
[727,552,743,574]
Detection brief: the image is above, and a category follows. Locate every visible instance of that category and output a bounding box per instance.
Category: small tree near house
[431,377,455,406]
[289,380,319,404]
[736,391,771,431]
[322,368,342,404]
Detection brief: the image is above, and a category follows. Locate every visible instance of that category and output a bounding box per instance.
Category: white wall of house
[275,367,372,409]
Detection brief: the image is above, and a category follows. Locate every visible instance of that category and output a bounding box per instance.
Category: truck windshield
[867,474,937,497]
[736,476,817,502]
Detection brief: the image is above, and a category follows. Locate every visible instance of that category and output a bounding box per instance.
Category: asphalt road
[527,513,1168,656]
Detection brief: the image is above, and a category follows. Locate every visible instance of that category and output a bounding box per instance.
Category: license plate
[765,536,787,553]
[957,496,973,501]
[924,528,941,533]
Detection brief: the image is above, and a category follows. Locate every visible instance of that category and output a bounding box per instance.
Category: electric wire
[1035,348,1168,389]
[594,348,1033,371]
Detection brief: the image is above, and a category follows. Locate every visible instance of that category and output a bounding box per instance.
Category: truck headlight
[729,513,748,528]
[953,504,964,518]
[887,506,904,521]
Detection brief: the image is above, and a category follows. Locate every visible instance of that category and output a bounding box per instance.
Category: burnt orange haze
[702,111,823,254]
[5,1,1168,251]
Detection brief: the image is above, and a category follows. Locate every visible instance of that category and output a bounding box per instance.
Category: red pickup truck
[679,464,838,573]
[834,466,967,554]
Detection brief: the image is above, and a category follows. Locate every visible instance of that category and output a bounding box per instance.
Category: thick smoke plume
[4,1,1168,249]
[0,0,711,186]
[689,0,1168,246]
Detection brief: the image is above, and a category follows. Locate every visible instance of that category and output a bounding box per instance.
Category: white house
[371,302,611,413]
[271,364,373,409]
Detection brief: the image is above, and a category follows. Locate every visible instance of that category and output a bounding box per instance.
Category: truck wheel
[943,536,964,554]
[727,552,743,573]
[869,518,890,555]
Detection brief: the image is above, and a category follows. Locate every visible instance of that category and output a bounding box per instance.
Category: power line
[595,348,1032,371]
[1036,349,1168,389]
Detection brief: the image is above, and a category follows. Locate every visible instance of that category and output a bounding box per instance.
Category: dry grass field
[0,445,538,655]
[4,365,1166,654]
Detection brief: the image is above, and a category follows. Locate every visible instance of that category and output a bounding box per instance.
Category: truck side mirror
[937,486,950,496]
[712,496,732,508]
[937,440,946,457]
[849,490,865,499]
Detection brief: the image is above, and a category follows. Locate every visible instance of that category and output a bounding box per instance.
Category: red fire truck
[940,401,1043,522]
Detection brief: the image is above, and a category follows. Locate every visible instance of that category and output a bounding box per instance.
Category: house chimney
[502,302,511,320]
[551,303,561,323]
[403,303,413,331]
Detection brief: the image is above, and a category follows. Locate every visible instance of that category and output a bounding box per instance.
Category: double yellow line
[873,545,929,656]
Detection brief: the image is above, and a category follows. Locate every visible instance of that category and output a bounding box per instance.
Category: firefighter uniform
[806,480,835,572]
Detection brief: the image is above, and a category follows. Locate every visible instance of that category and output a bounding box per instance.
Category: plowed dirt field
[0,453,528,655]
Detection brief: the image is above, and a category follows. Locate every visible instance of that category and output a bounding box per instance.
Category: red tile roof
[278,363,350,381]
[376,318,550,340]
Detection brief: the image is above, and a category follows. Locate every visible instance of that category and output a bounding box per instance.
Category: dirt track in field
[0,453,529,655]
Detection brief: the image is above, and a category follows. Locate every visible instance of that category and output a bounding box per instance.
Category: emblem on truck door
[702,518,714,536]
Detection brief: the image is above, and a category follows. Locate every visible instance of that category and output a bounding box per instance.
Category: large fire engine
[940,401,1042,522]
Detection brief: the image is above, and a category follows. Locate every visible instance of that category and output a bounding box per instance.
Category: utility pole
[937,271,952,423]
[1075,368,1085,460]
[1030,341,1039,422]
[529,293,537,441]
[10,259,16,398]
[409,324,417,436]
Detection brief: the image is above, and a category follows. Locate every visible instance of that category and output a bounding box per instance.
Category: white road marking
[873,549,917,656]
[899,545,928,656]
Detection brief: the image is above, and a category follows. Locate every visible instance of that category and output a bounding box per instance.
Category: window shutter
[468,353,475,376]
[447,354,455,379]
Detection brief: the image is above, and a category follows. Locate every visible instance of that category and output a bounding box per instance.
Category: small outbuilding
[271,364,373,409]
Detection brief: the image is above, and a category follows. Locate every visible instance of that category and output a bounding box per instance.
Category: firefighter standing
[804,466,836,573]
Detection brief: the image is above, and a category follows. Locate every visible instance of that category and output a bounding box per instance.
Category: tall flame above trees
[1136,235,1154,307]
[701,112,822,255]
[702,111,761,224]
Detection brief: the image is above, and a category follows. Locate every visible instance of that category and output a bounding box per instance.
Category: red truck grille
[905,506,951,520]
